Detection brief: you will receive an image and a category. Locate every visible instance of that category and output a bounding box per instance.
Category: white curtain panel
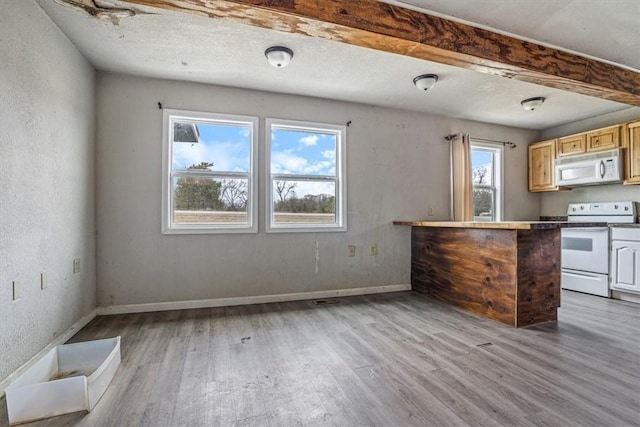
[451,134,474,221]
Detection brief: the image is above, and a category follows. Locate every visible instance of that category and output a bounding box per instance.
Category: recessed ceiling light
[413,74,439,91]
[265,46,294,68]
[521,97,546,111]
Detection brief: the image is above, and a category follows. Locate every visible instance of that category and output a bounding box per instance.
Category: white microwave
[555,148,623,187]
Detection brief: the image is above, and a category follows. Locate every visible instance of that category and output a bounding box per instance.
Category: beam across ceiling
[121,0,640,106]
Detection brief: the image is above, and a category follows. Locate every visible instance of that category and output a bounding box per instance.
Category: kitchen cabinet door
[624,121,640,184]
[586,125,621,152]
[610,241,640,294]
[557,134,586,156]
[528,139,562,192]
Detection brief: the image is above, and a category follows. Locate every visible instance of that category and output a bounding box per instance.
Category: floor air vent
[313,299,340,305]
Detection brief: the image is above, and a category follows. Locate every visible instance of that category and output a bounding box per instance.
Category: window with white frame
[266,119,347,232]
[471,142,503,222]
[162,109,258,234]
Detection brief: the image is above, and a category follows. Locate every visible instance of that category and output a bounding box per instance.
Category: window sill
[266,224,347,233]
[162,225,258,235]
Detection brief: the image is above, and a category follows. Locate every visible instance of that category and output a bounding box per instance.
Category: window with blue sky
[266,119,347,232]
[162,110,258,234]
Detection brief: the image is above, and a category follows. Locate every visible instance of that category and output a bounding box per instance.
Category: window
[471,142,503,221]
[162,109,258,234]
[266,119,347,232]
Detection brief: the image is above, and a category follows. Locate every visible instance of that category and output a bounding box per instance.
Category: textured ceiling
[36,0,640,130]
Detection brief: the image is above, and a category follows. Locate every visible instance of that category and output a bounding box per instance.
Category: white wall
[0,2,96,381]
[539,107,640,216]
[96,73,540,306]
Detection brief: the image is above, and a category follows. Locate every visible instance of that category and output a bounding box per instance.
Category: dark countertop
[610,223,640,228]
[540,216,568,222]
[392,221,608,230]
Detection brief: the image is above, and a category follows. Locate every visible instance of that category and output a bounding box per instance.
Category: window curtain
[451,134,473,221]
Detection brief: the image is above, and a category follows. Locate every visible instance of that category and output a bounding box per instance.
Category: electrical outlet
[428,206,434,216]
[347,245,356,257]
[13,281,21,301]
[73,258,81,274]
[369,244,377,256]
[41,272,47,290]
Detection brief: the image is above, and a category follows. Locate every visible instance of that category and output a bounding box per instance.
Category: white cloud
[302,161,332,175]
[271,151,308,174]
[299,135,319,147]
[271,151,334,176]
[321,149,335,160]
[289,181,334,197]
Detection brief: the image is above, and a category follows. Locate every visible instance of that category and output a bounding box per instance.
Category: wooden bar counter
[393,221,605,327]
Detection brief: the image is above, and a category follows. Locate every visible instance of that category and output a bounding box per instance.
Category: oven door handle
[562,271,602,280]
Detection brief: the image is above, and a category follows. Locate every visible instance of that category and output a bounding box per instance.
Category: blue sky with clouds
[172,122,251,172]
[270,128,336,176]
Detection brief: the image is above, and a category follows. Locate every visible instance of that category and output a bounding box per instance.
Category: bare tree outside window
[220,179,248,211]
[473,166,488,185]
[275,180,297,202]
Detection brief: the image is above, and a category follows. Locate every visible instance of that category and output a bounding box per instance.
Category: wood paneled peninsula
[393,221,606,327]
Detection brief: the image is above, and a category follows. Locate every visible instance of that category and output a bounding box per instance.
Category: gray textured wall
[0,1,96,381]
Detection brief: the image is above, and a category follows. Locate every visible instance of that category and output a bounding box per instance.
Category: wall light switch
[369,244,377,256]
[41,272,47,290]
[73,258,81,274]
[348,245,356,257]
[13,281,21,301]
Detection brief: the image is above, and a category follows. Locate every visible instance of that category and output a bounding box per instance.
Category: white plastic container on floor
[5,336,121,425]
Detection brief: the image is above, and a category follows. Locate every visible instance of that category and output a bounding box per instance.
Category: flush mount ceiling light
[265,46,294,68]
[521,97,546,111]
[413,74,439,91]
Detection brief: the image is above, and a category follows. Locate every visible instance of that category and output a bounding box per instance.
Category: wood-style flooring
[2,290,639,426]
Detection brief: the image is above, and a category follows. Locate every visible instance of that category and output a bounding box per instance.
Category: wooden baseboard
[98,284,412,315]
[0,308,99,397]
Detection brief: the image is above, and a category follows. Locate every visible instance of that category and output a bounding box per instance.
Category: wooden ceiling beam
[121,0,640,106]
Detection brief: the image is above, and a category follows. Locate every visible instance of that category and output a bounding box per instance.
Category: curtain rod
[444,134,517,148]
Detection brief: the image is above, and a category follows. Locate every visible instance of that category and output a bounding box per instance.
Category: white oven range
[561,201,638,297]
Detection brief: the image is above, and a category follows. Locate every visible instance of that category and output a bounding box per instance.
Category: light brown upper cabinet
[528,139,560,192]
[557,134,586,156]
[624,121,640,184]
[586,125,621,152]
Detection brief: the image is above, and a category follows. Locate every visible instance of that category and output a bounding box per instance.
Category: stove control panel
[567,201,638,223]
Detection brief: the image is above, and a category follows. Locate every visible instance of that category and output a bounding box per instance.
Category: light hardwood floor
[2,290,639,426]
